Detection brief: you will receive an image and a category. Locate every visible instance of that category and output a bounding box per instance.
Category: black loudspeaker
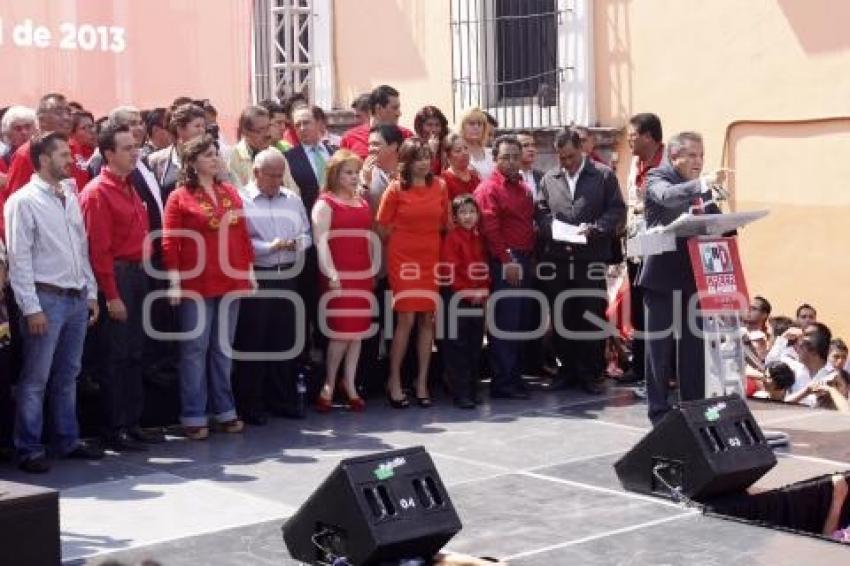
[283,447,462,565]
[614,395,777,501]
[0,480,60,565]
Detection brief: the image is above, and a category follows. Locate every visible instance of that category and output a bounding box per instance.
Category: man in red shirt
[625,113,664,385]
[474,136,535,399]
[1,94,74,235]
[340,85,413,159]
[80,122,162,451]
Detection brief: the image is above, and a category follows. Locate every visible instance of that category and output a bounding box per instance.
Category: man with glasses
[574,125,607,166]
[515,130,543,200]
[227,105,294,191]
[3,94,73,200]
[474,135,536,399]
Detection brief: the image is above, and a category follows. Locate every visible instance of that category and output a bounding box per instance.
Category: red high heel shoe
[339,382,366,412]
[314,387,333,413]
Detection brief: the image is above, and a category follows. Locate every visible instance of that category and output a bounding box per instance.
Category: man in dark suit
[516,130,551,376]
[637,131,728,425]
[285,105,336,214]
[285,105,336,362]
[536,128,626,394]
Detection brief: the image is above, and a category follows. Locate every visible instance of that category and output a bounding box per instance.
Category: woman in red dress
[312,149,375,412]
[377,138,449,408]
[440,132,481,200]
[162,134,254,439]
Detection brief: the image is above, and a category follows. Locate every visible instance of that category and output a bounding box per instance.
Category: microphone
[710,183,730,201]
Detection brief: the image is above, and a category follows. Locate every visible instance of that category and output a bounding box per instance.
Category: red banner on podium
[687,237,749,312]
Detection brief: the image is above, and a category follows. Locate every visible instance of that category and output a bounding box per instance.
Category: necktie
[312,146,327,186]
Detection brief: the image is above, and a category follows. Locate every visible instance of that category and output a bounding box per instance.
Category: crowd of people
[0,85,846,475]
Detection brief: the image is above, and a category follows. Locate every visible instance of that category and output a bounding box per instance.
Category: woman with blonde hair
[312,149,375,412]
[457,107,494,180]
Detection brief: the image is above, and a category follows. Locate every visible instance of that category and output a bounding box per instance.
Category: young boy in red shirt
[440,194,490,408]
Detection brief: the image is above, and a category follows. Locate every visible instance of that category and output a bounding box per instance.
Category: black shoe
[103,432,148,452]
[581,379,608,395]
[66,443,106,460]
[546,376,571,391]
[242,412,269,426]
[387,393,411,409]
[0,446,14,463]
[128,427,166,444]
[416,397,433,408]
[19,455,51,474]
[454,397,476,409]
[490,388,530,400]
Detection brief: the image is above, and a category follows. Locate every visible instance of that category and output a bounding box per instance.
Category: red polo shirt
[340,123,414,159]
[441,169,481,201]
[80,167,150,301]
[635,144,665,192]
[441,225,490,295]
[162,182,254,297]
[473,169,535,264]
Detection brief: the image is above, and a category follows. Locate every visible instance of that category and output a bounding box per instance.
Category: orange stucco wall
[333,0,850,336]
[332,0,453,131]
[594,0,850,336]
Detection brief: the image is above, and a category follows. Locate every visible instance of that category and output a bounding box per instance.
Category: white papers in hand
[552,219,587,244]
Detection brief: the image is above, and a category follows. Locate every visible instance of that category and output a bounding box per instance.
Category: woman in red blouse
[440,132,482,201]
[68,110,95,191]
[162,134,255,440]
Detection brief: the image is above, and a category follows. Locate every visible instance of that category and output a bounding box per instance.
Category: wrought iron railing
[451,0,573,130]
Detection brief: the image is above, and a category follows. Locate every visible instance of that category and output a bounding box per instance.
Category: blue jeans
[178,297,240,427]
[488,256,532,393]
[15,289,89,459]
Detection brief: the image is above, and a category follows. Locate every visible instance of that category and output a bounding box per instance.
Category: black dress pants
[233,269,298,417]
[97,262,149,436]
[643,284,705,425]
[546,260,608,384]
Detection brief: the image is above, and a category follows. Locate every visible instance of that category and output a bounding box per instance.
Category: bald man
[232,149,312,423]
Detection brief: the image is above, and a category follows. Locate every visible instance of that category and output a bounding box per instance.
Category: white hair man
[231,148,312,424]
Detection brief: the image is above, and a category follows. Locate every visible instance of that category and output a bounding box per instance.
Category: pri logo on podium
[688,237,749,312]
[699,241,734,293]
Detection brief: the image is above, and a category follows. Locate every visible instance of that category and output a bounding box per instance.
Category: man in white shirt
[233,149,312,423]
[5,132,104,472]
[786,322,840,407]
[516,130,543,200]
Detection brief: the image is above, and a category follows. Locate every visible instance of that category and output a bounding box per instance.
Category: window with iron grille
[252,0,332,106]
[451,0,593,130]
[495,0,559,104]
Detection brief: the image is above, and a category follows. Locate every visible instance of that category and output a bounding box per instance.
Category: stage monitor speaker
[614,394,777,501]
[0,480,60,566]
[283,446,462,565]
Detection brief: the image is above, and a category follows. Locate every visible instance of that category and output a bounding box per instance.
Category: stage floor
[6,383,850,565]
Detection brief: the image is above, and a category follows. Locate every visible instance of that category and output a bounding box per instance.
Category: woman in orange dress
[377,138,448,408]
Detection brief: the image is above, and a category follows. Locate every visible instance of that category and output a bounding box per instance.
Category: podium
[627,210,769,398]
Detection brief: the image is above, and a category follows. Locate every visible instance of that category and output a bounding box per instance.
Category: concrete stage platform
[4,384,849,564]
